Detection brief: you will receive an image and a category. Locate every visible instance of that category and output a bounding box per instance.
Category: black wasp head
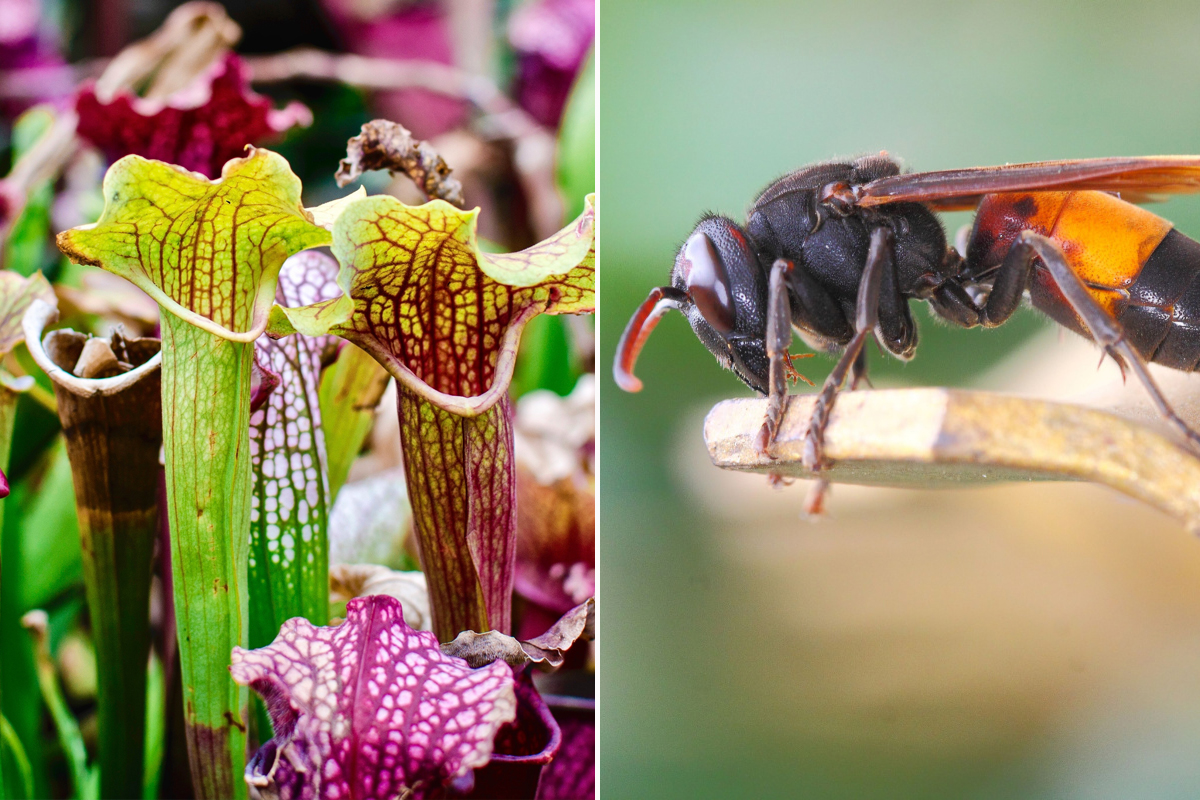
[614,215,771,394]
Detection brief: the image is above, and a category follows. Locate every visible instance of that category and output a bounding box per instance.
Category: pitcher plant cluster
[0,2,596,799]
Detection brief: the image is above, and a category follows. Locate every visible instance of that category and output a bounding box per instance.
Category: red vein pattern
[328,197,594,399]
[230,594,516,800]
[398,389,516,641]
[312,197,593,643]
[56,148,329,334]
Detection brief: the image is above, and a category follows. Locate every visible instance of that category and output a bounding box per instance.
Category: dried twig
[705,389,1200,531]
[93,2,239,101]
[336,120,464,206]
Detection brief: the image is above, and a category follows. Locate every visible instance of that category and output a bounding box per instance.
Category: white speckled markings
[230,594,516,800]
[248,250,344,645]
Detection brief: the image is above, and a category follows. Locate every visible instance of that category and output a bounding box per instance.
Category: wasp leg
[876,235,918,358]
[1017,232,1200,454]
[803,227,894,473]
[756,257,857,458]
[928,280,982,328]
[755,258,797,458]
[978,232,1041,327]
[850,347,870,390]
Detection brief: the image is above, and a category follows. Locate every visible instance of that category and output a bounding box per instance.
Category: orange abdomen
[967,190,1173,335]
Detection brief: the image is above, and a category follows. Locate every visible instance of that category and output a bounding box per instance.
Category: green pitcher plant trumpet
[56,148,331,799]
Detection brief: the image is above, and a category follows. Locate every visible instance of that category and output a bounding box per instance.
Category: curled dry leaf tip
[336,118,466,207]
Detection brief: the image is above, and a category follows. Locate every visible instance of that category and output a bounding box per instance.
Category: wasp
[614,153,1200,507]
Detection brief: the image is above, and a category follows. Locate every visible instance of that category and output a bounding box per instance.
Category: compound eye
[681,232,736,335]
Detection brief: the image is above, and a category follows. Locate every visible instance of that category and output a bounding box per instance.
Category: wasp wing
[857,156,1200,211]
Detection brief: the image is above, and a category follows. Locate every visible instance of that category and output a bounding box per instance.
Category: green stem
[0,387,18,800]
[0,716,30,800]
[25,612,91,800]
[142,654,165,800]
[77,485,156,800]
[160,314,252,800]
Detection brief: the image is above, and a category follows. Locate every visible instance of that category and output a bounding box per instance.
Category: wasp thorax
[680,231,735,335]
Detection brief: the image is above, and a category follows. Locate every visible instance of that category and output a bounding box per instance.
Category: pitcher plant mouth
[23,299,163,397]
[55,147,332,346]
[339,301,542,417]
[268,192,596,417]
[262,190,594,641]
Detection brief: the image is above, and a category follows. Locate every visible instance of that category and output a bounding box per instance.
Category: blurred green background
[599,1,1200,798]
